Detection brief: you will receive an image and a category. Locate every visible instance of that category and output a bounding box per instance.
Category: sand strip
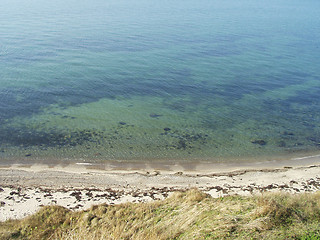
[1,163,320,221]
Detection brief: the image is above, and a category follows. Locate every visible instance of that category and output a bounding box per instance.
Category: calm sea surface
[1,0,320,165]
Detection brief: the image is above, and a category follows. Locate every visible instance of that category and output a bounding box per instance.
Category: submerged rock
[282,131,295,136]
[251,139,267,146]
[278,141,286,147]
[149,113,163,118]
[177,139,187,149]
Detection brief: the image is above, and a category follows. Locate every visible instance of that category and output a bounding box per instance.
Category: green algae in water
[1,0,320,164]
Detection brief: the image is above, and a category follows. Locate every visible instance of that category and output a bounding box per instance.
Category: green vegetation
[1,189,320,239]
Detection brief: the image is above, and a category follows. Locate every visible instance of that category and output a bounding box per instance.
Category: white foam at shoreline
[292,154,320,161]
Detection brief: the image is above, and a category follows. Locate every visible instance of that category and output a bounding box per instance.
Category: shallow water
[1,0,320,164]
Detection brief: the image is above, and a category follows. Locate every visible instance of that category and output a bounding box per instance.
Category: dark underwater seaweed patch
[0,87,54,123]
[0,126,106,148]
[149,113,163,118]
[286,87,320,106]
[262,87,320,129]
[1,67,315,126]
[160,129,209,151]
[0,122,211,156]
[251,139,267,146]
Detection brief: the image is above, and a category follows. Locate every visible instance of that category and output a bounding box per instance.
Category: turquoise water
[1,0,320,164]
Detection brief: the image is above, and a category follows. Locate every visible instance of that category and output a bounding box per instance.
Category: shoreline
[2,151,320,173]
[1,155,320,222]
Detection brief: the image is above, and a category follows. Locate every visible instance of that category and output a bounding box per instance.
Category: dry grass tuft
[254,192,320,229]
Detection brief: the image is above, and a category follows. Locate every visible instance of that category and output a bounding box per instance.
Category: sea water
[1,0,320,165]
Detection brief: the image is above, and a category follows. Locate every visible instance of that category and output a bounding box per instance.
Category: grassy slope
[1,189,320,240]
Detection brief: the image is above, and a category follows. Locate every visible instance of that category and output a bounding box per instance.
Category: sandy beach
[1,156,320,222]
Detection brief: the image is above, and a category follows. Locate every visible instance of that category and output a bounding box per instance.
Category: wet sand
[1,155,320,222]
